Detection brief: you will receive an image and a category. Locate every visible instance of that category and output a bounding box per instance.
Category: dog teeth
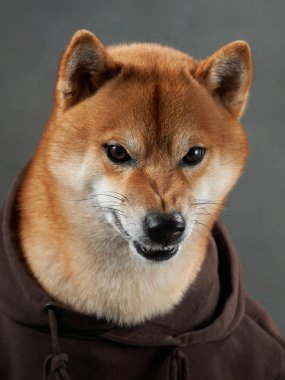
[138,244,176,252]
[133,241,179,262]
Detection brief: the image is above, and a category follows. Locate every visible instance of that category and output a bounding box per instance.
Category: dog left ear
[55,30,120,112]
[195,41,252,119]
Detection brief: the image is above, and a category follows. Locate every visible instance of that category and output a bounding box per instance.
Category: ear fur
[55,30,120,112]
[195,41,252,118]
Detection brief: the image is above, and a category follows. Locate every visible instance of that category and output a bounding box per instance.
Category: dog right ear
[194,41,252,119]
[55,30,120,112]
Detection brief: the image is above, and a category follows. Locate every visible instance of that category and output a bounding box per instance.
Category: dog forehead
[101,69,214,126]
[64,54,239,156]
[105,42,220,131]
[101,70,226,145]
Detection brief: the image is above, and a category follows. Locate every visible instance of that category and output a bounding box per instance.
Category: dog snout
[144,211,185,245]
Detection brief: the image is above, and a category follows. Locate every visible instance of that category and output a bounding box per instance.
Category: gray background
[0,0,284,333]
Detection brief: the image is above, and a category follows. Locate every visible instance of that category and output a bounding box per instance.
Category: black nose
[144,212,185,245]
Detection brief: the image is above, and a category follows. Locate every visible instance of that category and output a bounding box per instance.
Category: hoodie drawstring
[43,306,70,380]
[42,305,190,380]
[168,348,189,380]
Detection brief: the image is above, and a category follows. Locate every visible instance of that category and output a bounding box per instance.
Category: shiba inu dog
[18,30,251,326]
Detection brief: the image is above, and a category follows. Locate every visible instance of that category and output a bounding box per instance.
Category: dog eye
[181,147,206,166]
[105,144,133,164]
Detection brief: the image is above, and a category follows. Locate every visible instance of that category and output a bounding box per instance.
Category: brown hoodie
[0,167,284,380]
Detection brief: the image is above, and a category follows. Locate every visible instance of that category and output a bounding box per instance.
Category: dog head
[46,30,251,264]
[45,31,252,261]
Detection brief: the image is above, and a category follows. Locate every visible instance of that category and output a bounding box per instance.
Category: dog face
[45,31,251,265]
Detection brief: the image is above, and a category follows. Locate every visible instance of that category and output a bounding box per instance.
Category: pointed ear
[195,41,252,118]
[55,30,120,112]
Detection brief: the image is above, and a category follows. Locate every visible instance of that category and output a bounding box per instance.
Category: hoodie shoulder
[245,294,285,348]
[239,295,285,379]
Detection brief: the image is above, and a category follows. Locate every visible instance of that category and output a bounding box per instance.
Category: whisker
[193,219,211,234]
[93,200,125,207]
[180,251,193,258]
[92,205,126,215]
[197,207,212,216]
[196,206,217,223]
[68,197,94,202]
[195,201,225,207]
[95,191,131,204]
[94,193,130,204]
[192,226,204,238]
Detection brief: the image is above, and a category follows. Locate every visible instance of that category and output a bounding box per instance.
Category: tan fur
[18,30,252,325]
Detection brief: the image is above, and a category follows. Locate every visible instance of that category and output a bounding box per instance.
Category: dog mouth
[111,211,180,262]
[133,241,179,262]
